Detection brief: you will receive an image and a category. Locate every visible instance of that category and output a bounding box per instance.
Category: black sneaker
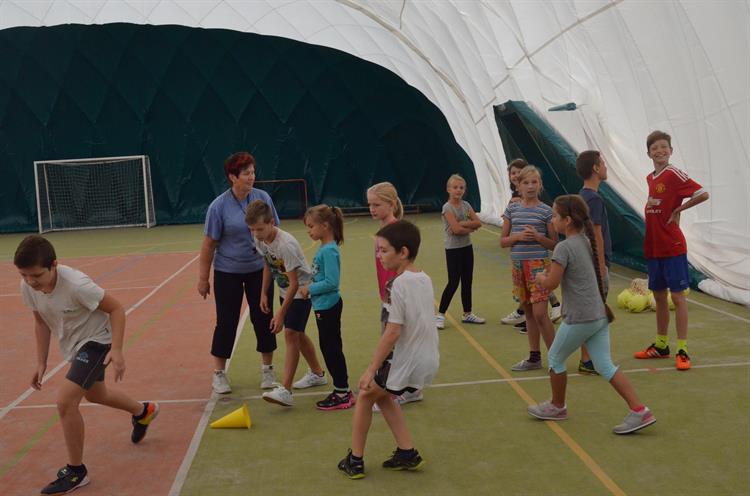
[131,402,160,444]
[41,465,89,495]
[382,449,425,470]
[338,450,365,479]
[514,322,527,335]
[316,391,356,411]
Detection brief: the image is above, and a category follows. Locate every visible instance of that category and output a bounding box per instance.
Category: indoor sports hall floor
[1,214,748,495]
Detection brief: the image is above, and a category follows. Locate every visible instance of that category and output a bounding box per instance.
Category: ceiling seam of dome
[675,1,749,169]
[91,0,111,22]
[508,0,623,70]
[334,0,471,114]
[398,0,406,30]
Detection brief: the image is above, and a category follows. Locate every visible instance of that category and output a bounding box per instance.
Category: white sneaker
[372,389,424,412]
[501,310,526,325]
[262,386,294,407]
[260,366,278,389]
[462,313,485,324]
[292,369,328,389]
[550,304,562,323]
[212,370,231,394]
[435,314,445,329]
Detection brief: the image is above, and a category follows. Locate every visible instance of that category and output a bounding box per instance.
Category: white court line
[0,254,199,422]
[608,270,750,324]
[167,307,249,496]
[13,360,749,411]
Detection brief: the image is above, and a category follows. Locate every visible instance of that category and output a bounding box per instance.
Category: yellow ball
[627,293,650,313]
[617,289,632,309]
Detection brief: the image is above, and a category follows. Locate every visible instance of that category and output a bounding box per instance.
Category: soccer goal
[34,155,156,233]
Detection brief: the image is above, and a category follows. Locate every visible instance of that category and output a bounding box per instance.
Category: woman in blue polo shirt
[197,152,280,394]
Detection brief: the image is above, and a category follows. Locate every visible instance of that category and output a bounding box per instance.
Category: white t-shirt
[382,270,440,390]
[256,229,312,299]
[20,265,111,361]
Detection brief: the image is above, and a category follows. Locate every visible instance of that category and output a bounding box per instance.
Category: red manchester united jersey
[644,165,704,258]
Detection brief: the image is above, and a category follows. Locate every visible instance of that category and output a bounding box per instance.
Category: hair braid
[583,217,614,323]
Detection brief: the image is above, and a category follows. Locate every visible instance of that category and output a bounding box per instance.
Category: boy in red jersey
[633,131,709,370]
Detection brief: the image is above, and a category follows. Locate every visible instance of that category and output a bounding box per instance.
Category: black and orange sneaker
[633,343,670,359]
[382,449,424,471]
[131,402,159,444]
[338,450,365,479]
[676,349,691,370]
[41,465,89,494]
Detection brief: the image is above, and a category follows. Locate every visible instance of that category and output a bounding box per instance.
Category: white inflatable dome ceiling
[1,0,747,304]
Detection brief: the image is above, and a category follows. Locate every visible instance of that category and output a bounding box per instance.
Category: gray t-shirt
[442,201,472,249]
[256,229,312,299]
[551,234,606,324]
[21,265,111,361]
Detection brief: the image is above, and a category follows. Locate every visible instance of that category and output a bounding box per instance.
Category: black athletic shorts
[279,297,312,332]
[66,341,110,390]
[373,353,418,396]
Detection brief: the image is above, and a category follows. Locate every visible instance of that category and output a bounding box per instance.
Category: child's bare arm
[444,210,473,235]
[592,224,607,276]
[98,292,127,382]
[668,191,710,224]
[461,208,482,230]
[535,262,564,291]
[500,217,525,247]
[31,311,51,390]
[359,323,401,391]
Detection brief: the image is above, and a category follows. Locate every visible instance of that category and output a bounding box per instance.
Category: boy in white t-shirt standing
[14,235,159,495]
[338,220,439,479]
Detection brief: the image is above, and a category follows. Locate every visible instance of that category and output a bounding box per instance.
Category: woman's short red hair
[223,152,256,183]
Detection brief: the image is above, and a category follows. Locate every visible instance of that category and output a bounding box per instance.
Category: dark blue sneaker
[41,465,89,494]
[338,450,365,479]
[382,449,425,470]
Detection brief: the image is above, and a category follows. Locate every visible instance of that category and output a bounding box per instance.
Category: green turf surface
[3,215,748,495]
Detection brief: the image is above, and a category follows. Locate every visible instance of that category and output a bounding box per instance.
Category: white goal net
[34,155,156,233]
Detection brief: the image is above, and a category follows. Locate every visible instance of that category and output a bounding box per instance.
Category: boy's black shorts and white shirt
[379,271,440,393]
[21,265,112,388]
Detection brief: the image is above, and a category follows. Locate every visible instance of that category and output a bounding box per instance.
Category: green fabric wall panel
[0,23,477,232]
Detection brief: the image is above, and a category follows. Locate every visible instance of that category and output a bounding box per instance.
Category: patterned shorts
[512,259,550,304]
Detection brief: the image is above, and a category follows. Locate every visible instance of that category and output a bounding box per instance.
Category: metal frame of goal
[34,155,156,233]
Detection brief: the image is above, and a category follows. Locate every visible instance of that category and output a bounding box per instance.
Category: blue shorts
[279,297,312,332]
[647,254,689,292]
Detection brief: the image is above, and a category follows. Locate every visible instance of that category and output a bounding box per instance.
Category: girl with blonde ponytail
[528,195,656,435]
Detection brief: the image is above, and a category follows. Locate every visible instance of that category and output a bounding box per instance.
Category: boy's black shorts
[66,341,110,390]
[279,297,312,332]
[373,353,418,396]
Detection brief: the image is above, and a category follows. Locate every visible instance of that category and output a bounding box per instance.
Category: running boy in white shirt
[14,235,159,495]
[338,220,439,479]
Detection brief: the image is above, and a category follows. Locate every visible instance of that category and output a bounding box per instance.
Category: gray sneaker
[292,369,328,389]
[528,400,568,420]
[613,407,656,434]
[261,366,279,389]
[511,359,543,371]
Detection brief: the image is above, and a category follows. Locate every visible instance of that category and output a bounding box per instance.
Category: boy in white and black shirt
[338,220,439,479]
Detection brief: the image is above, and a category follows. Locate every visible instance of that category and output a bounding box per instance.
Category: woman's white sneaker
[462,313,485,324]
[212,370,232,394]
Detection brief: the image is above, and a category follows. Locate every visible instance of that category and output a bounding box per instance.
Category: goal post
[34,155,156,233]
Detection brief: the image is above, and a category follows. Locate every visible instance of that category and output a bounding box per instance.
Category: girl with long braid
[527,195,656,434]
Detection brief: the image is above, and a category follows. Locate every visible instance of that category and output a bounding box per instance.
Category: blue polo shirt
[204,188,280,274]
